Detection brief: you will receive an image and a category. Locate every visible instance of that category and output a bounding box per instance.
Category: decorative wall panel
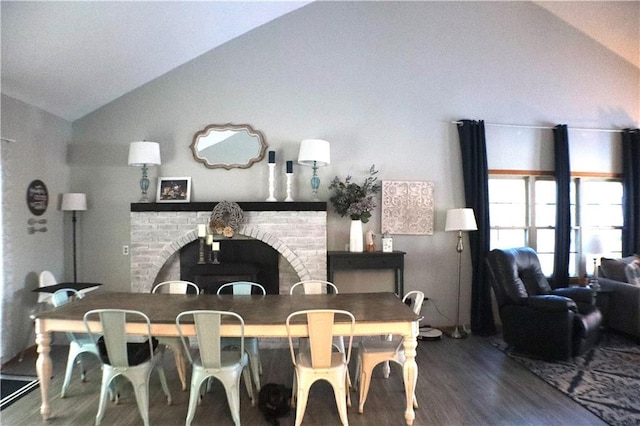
[381,181,434,235]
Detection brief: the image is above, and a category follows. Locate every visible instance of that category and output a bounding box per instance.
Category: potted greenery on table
[328,165,380,252]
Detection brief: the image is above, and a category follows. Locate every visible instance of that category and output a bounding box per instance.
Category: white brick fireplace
[130,202,328,294]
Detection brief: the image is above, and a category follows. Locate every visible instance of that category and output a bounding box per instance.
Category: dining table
[34,291,421,425]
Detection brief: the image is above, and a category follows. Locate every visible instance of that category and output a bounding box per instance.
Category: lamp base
[445,325,468,339]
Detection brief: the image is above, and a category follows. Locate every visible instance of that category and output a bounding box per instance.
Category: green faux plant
[328,165,380,223]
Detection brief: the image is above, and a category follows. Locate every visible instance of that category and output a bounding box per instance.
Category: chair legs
[292,369,350,426]
[96,365,171,426]
[187,363,253,426]
[61,342,101,398]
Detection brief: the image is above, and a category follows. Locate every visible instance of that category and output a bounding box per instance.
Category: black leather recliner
[486,247,602,361]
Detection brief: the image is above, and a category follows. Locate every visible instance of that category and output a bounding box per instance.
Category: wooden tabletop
[36,291,419,326]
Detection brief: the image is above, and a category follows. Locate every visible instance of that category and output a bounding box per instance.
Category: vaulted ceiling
[1,1,637,122]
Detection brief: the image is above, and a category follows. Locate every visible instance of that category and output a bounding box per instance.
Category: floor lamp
[445,208,477,339]
[61,193,87,283]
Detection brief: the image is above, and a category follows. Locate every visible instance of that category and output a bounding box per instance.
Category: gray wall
[2,1,639,361]
[1,95,72,363]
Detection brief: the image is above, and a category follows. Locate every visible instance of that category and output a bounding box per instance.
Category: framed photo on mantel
[157,177,191,203]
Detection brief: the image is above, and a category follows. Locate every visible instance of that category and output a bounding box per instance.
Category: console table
[327,251,405,295]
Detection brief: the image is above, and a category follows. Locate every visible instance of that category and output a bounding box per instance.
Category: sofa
[597,255,640,339]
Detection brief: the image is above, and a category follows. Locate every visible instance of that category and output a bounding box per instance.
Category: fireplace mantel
[131,201,326,212]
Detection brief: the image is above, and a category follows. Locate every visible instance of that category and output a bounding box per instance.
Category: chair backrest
[290,280,338,295]
[216,281,266,295]
[152,280,200,294]
[38,270,58,303]
[51,288,83,307]
[486,247,552,308]
[286,309,354,369]
[176,310,245,369]
[83,309,154,368]
[402,290,424,316]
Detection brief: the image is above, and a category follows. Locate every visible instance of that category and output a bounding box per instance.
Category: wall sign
[26,179,49,216]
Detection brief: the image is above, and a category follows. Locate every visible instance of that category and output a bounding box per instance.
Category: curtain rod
[451,121,625,133]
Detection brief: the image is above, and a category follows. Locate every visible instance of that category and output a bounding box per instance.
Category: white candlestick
[198,224,206,237]
[266,163,277,202]
[285,172,294,202]
[206,234,213,245]
[212,242,220,251]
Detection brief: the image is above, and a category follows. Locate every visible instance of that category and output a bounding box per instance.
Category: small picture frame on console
[157,177,191,203]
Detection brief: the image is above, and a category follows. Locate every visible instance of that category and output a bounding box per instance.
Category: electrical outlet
[122,245,129,255]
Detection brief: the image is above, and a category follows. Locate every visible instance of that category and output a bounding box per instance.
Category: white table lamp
[298,139,330,201]
[128,141,161,202]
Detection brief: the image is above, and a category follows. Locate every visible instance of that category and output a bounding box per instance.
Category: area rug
[1,375,39,410]
[491,333,640,426]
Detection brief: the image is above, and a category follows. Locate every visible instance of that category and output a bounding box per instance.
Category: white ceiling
[1,1,637,123]
[1,1,311,121]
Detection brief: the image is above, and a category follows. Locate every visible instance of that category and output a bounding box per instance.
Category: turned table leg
[35,320,52,420]
[402,333,419,426]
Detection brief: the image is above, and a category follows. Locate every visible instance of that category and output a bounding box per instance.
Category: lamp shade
[584,234,604,254]
[298,139,330,167]
[445,208,477,232]
[61,193,87,211]
[128,141,161,166]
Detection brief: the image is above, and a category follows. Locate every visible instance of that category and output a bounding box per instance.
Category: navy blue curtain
[456,120,496,336]
[552,125,571,288]
[622,129,640,256]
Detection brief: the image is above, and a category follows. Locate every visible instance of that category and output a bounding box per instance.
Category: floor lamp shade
[128,141,161,202]
[61,193,87,211]
[444,208,477,339]
[445,208,477,232]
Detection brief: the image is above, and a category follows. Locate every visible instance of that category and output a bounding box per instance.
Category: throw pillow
[625,261,640,286]
[600,257,629,282]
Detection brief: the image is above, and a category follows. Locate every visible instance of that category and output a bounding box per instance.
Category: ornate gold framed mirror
[190,123,267,169]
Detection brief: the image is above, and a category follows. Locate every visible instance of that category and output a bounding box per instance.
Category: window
[489,174,622,277]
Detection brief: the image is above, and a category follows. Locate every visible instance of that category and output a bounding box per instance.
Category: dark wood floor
[1,335,605,425]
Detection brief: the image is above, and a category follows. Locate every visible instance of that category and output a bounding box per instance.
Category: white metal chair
[290,280,345,354]
[355,290,424,413]
[38,270,58,303]
[176,310,254,426]
[151,280,200,391]
[216,281,265,391]
[51,288,102,397]
[286,309,355,426]
[290,280,339,296]
[83,309,172,426]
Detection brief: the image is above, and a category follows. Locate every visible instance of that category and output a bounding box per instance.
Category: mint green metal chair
[216,281,265,391]
[152,280,200,390]
[176,310,254,426]
[84,309,172,426]
[51,288,101,398]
